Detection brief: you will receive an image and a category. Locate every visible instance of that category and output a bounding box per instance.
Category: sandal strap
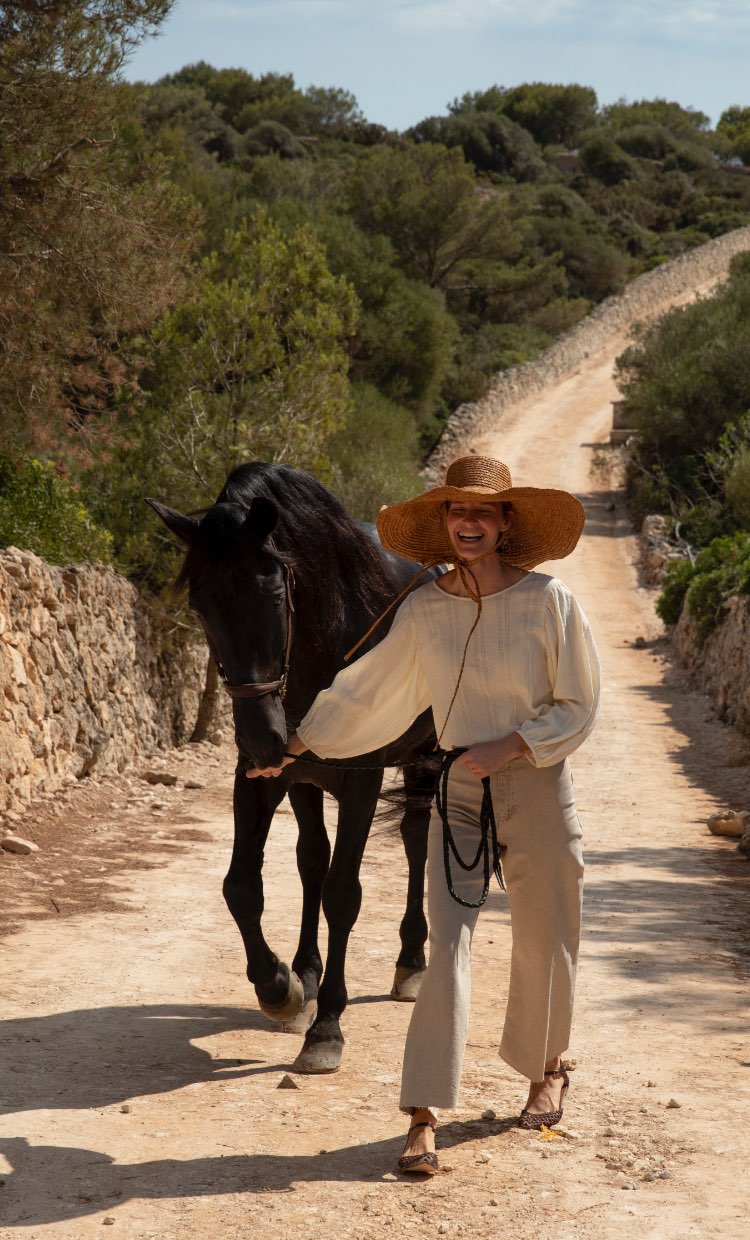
[408,1120,435,1132]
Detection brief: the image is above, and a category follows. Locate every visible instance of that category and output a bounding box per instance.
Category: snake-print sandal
[397,1120,438,1175]
[518,1062,570,1130]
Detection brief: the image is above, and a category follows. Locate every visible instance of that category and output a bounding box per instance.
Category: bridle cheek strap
[216,564,295,703]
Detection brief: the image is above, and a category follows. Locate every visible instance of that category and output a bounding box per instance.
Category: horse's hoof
[281,998,317,1035]
[257,970,305,1022]
[391,966,425,1002]
[292,1039,343,1074]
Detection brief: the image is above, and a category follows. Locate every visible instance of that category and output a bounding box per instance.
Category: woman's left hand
[454,732,530,779]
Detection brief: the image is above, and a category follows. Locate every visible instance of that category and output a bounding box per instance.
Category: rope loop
[435,749,506,908]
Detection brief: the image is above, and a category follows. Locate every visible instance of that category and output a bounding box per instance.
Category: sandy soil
[2,285,750,1240]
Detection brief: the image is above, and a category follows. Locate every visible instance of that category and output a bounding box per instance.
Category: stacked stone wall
[672,596,750,735]
[425,226,750,482]
[0,547,213,812]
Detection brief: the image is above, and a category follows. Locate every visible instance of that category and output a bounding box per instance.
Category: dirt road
[2,303,750,1239]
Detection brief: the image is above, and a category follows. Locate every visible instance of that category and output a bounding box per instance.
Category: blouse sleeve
[517,583,600,768]
[296,594,429,759]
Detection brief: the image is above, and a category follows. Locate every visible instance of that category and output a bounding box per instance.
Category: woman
[248,455,600,1175]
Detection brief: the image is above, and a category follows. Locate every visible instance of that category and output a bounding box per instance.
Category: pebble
[479,1151,491,1163]
[489,1198,500,1207]
[622,1182,637,1191]
[184,781,204,790]
[103,1220,115,1227]
[658,1171,671,1180]
[481,1109,496,1121]
[647,1080,656,1088]
[142,771,178,786]
[119,1104,131,1114]
[438,1225,450,1234]
[666,1098,681,1109]
[277,1074,300,1090]
[1,834,39,855]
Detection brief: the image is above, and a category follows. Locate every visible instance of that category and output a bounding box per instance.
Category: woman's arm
[248,594,429,778]
[516,583,601,767]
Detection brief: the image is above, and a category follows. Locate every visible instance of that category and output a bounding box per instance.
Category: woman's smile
[446,502,506,560]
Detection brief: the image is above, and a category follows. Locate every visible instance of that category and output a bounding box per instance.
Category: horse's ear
[243,496,278,542]
[146,498,198,546]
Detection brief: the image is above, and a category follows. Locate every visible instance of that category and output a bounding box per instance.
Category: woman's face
[445,500,509,561]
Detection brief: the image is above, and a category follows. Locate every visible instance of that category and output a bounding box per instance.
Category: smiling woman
[254,453,600,1176]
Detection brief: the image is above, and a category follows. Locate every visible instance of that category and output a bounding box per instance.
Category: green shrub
[725,446,750,527]
[685,532,750,638]
[0,456,113,565]
[656,557,695,626]
[327,383,422,521]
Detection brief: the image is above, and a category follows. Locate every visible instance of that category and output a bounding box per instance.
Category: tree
[0,0,199,460]
[450,83,598,148]
[415,111,547,182]
[349,143,520,289]
[91,213,358,586]
[718,105,750,166]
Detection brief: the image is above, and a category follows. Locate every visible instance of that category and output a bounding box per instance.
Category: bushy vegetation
[3,3,750,590]
[0,456,113,565]
[617,257,750,636]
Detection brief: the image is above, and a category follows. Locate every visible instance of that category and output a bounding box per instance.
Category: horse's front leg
[293,769,382,1074]
[283,781,330,1028]
[223,766,305,1021]
[391,763,431,1001]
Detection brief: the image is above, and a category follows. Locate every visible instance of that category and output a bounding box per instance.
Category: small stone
[1,834,39,855]
[666,1098,681,1109]
[277,1074,300,1090]
[437,1225,450,1235]
[658,1170,671,1180]
[481,1108,496,1121]
[103,1220,116,1227]
[184,781,204,790]
[142,771,178,786]
[633,635,647,648]
[643,1172,655,1182]
[646,1080,656,1088]
[478,1150,491,1163]
[622,1181,636,1190]
[604,502,615,512]
[119,1104,131,1114]
[489,1198,500,1207]
[382,1172,397,1181]
[707,810,745,838]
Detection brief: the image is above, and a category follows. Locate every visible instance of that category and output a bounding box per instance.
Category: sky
[124,0,750,131]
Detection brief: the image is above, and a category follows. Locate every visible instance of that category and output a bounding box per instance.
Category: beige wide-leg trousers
[400,757,583,1114]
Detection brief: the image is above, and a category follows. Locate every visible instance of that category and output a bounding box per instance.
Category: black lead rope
[280,745,506,910]
[435,749,506,909]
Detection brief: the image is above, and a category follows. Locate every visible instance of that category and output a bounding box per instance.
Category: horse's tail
[374,756,441,833]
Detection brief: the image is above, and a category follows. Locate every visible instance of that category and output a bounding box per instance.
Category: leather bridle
[215,563,295,703]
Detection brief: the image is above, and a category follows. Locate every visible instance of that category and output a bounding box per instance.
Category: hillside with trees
[2,0,750,596]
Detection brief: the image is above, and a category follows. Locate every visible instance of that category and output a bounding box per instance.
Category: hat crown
[445,456,512,492]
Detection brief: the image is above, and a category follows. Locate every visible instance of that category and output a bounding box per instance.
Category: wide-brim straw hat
[376,456,585,569]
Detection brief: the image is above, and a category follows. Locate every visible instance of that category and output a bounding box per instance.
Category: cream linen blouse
[296,571,600,767]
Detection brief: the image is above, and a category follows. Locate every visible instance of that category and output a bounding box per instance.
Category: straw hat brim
[376,484,585,569]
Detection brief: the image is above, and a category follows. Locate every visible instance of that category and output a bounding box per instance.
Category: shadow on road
[0,1118,517,1226]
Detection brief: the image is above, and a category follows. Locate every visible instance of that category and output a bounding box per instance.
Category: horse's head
[147,495,290,769]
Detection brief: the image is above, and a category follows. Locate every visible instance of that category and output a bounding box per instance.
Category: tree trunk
[190,655,220,743]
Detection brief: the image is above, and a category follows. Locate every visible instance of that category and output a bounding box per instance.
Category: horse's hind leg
[293,769,382,1074]
[223,767,305,1022]
[284,782,330,1029]
[392,763,431,1002]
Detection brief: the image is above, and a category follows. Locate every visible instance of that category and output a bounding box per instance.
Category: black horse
[149,462,439,1073]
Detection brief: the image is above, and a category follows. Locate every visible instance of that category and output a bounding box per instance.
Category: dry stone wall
[425,226,750,483]
[0,547,215,813]
[672,596,750,735]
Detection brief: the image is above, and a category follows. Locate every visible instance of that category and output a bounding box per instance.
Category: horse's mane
[177,462,397,650]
